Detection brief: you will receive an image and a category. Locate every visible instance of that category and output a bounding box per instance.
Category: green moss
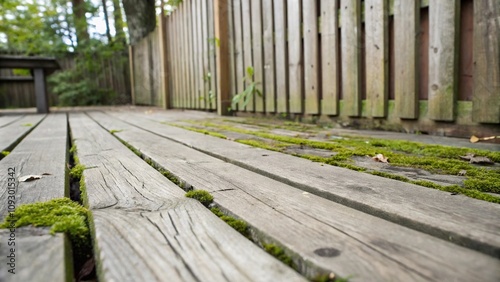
[69,145,77,154]
[409,181,500,204]
[0,198,91,251]
[167,123,227,139]
[210,207,250,238]
[70,164,86,179]
[236,139,286,152]
[1,151,10,159]
[158,168,181,186]
[263,243,295,269]
[185,190,214,207]
[370,171,410,182]
[109,129,123,134]
[21,123,33,127]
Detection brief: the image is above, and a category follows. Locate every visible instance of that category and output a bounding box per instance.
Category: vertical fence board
[341,0,362,117]
[303,0,320,114]
[233,0,245,111]
[188,0,196,108]
[195,0,205,109]
[180,3,188,108]
[241,0,254,111]
[274,0,287,113]
[320,0,339,115]
[214,0,233,115]
[428,0,459,121]
[263,0,275,113]
[365,0,388,117]
[129,45,136,104]
[208,0,217,110]
[201,0,209,109]
[160,10,169,109]
[472,0,500,123]
[173,13,180,108]
[288,0,303,113]
[227,0,236,106]
[251,0,264,112]
[394,0,419,119]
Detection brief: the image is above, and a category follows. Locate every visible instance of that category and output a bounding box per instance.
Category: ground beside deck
[1,107,499,282]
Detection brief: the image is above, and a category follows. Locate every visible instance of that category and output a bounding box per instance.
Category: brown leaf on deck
[459,153,494,165]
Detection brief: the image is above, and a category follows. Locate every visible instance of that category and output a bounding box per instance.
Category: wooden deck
[1,108,499,282]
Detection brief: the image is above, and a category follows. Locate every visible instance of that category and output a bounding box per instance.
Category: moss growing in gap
[185,190,214,207]
[1,151,10,160]
[0,198,91,254]
[109,129,123,134]
[21,123,33,127]
[263,243,295,269]
[210,207,250,238]
[70,164,86,179]
[165,123,228,139]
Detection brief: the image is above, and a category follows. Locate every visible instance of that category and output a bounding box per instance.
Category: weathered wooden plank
[226,0,236,105]
[0,227,71,282]
[0,114,68,219]
[472,0,500,123]
[69,113,304,281]
[320,0,339,115]
[233,0,245,111]
[340,0,362,117]
[207,0,217,110]
[119,111,500,258]
[101,111,500,281]
[428,0,459,121]
[288,0,303,113]
[0,115,44,152]
[188,0,196,109]
[200,0,210,109]
[263,0,275,113]
[365,0,388,117]
[303,0,320,114]
[394,0,419,119]
[170,13,179,108]
[251,0,264,112]
[214,0,233,115]
[0,115,23,128]
[181,2,189,108]
[274,0,288,113]
[194,0,204,109]
[241,0,254,111]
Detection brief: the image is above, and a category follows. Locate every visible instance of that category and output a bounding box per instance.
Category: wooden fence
[130,0,500,137]
[0,52,131,108]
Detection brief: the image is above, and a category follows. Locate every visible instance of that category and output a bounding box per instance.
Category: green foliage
[231,67,262,110]
[0,198,91,252]
[0,151,10,160]
[70,164,86,179]
[185,190,214,207]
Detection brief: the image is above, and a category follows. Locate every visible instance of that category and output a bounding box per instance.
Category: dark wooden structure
[0,55,60,113]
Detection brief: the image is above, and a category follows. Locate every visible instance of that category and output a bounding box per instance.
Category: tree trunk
[121,0,156,45]
[112,0,127,45]
[101,0,112,42]
[71,0,90,46]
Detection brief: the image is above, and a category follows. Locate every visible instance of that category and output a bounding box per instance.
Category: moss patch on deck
[210,207,250,238]
[185,190,214,207]
[176,120,500,204]
[0,198,91,251]
[263,243,295,269]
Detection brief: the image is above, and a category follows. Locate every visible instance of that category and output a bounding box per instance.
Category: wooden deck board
[110,111,500,258]
[92,111,500,281]
[69,113,305,282]
[0,115,24,128]
[0,114,68,219]
[0,227,71,282]
[0,115,45,152]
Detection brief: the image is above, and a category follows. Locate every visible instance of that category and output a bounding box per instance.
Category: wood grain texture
[178,4,187,108]
[472,0,500,123]
[0,227,71,282]
[207,0,217,110]
[100,111,500,281]
[320,0,339,115]
[428,0,459,121]
[288,0,303,113]
[241,0,254,111]
[274,0,288,113]
[365,0,388,118]
[303,0,320,114]
[233,0,245,111]
[251,0,264,112]
[171,14,179,108]
[182,2,190,108]
[194,0,204,109]
[188,0,196,108]
[0,114,68,220]
[69,113,304,282]
[119,111,500,259]
[0,115,44,152]
[340,0,362,117]
[129,45,136,104]
[214,0,233,115]
[394,0,420,119]
[0,115,23,128]
[263,0,275,113]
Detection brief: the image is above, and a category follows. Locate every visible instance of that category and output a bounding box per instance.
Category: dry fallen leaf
[41,172,52,176]
[19,175,42,182]
[459,153,494,165]
[470,135,499,143]
[459,153,475,161]
[458,170,467,176]
[372,153,389,163]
